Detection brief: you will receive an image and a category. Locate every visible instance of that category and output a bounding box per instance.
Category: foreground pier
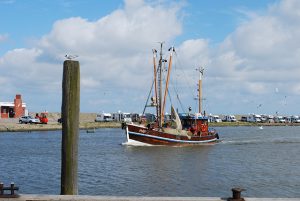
[1,184,299,201]
[1,195,300,201]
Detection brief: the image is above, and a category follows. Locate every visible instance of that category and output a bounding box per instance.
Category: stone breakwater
[0,113,121,132]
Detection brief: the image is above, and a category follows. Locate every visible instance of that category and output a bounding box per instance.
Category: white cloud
[35,0,183,93]
[201,0,300,114]
[0,0,183,112]
[1,48,41,67]
[176,39,210,66]
[38,1,182,57]
[1,0,300,114]
[220,0,300,72]
[82,77,101,88]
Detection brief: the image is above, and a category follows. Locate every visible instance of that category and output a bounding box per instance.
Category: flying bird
[65,54,78,60]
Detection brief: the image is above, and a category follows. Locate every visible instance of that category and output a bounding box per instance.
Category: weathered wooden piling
[61,60,80,195]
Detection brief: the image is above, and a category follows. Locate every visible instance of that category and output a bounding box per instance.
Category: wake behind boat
[124,43,219,146]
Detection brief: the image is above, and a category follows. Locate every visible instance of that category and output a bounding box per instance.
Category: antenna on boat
[196,66,204,114]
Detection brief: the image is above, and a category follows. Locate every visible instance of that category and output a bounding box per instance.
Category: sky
[1,0,300,116]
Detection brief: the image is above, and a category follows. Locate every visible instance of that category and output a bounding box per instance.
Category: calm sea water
[0,126,300,197]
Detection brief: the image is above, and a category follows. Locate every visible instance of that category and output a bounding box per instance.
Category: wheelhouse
[179,113,209,136]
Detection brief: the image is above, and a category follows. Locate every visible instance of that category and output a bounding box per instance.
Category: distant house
[0,94,26,118]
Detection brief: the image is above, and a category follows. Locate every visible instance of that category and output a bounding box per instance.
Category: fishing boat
[124,43,219,146]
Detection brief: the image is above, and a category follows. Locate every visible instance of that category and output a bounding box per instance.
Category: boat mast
[196,67,204,114]
[157,42,164,127]
[152,49,159,122]
[161,46,175,122]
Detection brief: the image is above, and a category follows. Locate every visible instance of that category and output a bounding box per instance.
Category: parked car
[291,116,300,123]
[95,112,113,122]
[223,115,237,122]
[274,116,286,123]
[19,116,40,124]
[262,115,274,123]
[208,115,222,123]
[247,114,262,122]
[284,116,292,123]
[240,116,247,122]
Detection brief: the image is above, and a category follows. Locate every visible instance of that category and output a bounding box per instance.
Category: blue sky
[0,0,121,54]
[1,0,275,52]
[1,0,300,116]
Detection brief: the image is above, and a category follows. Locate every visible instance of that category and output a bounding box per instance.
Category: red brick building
[0,94,26,118]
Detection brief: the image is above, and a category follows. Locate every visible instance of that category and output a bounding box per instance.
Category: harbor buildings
[0,94,26,118]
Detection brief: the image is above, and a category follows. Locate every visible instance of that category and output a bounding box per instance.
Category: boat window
[181,119,194,129]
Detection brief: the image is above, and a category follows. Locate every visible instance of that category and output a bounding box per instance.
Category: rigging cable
[173,51,198,102]
[142,76,155,116]
[167,87,173,108]
[170,52,194,113]
[168,77,186,113]
[163,48,186,113]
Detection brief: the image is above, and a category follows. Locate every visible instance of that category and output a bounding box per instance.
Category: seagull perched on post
[65,54,78,60]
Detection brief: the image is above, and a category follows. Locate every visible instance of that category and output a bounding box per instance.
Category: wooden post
[10,183,14,195]
[0,182,3,195]
[61,60,80,195]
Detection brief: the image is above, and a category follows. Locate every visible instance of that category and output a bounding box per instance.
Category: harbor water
[0,126,300,197]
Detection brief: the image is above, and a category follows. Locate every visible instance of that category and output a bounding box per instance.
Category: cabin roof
[179,113,208,120]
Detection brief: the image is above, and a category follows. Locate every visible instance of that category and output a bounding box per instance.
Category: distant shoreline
[0,112,122,132]
[0,121,122,132]
[1,112,299,132]
[209,121,300,127]
[1,120,299,132]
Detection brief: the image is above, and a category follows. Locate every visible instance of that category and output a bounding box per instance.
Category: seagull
[65,54,78,60]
